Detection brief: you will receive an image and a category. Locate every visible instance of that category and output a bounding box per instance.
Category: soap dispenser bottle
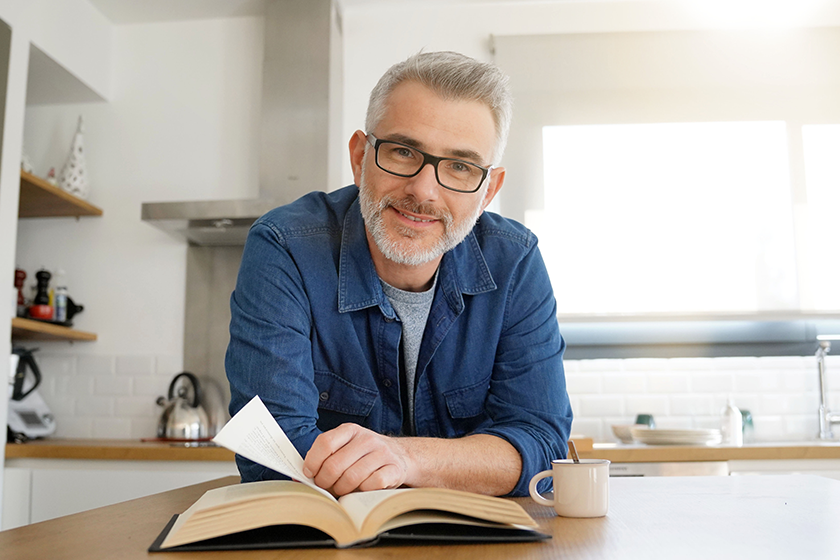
[721,398,743,446]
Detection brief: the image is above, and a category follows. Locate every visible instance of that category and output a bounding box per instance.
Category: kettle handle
[11,347,42,401]
[167,372,201,407]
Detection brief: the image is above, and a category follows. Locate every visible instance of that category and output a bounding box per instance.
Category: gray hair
[365,51,513,164]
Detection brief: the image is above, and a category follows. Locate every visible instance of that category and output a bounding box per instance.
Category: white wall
[14,16,264,437]
[0,0,112,100]
[18,17,263,355]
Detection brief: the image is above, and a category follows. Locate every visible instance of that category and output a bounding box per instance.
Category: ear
[349,130,367,186]
[480,167,505,211]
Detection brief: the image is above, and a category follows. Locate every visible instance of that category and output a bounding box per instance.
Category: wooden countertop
[5,438,839,464]
[4,439,235,462]
[1,474,838,559]
[581,440,840,462]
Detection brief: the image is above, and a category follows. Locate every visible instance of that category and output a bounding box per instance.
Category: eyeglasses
[366,133,493,194]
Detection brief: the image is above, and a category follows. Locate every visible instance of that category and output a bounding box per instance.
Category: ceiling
[87,0,578,24]
[87,0,268,24]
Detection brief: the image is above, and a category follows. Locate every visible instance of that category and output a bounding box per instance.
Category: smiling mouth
[394,207,437,223]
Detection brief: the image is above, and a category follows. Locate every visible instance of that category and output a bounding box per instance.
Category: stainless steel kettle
[155,372,210,440]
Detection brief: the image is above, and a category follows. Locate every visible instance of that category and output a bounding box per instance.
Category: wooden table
[1,474,838,559]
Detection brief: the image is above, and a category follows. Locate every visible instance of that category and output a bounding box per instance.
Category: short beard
[358,163,485,266]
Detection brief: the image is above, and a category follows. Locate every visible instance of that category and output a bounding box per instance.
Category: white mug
[529,459,610,517]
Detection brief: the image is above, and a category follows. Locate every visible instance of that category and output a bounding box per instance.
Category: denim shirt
[225,186,572,496]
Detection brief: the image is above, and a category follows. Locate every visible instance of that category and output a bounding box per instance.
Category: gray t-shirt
[380,272,438,435]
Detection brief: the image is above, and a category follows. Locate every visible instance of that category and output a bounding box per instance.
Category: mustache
[381,195,452,224]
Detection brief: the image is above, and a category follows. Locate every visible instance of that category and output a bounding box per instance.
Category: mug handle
[528,469,554,506]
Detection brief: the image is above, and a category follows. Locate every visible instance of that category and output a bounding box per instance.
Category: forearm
[396,434,522,496]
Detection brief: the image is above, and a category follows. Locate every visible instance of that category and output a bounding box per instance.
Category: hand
[302,424,411,496]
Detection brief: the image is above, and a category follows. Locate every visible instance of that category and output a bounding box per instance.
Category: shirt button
[384,316,395,323]
[382,378,392,388]
[319,391,329,402]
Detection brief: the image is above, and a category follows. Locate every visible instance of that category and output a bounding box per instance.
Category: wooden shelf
[18,170,103,218]
[11,317,97,342]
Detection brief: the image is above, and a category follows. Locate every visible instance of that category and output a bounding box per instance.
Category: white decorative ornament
[58,115,89,199]
[21,152,33,173]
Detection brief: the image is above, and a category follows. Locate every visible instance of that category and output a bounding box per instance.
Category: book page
[338,489,411,531]
[212,395,335,501]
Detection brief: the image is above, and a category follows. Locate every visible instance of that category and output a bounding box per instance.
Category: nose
[403,161,440,203]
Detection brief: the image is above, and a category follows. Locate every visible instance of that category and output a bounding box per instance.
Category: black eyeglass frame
[366,133,494,194]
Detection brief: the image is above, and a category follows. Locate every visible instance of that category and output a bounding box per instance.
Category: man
[226,51,572,498]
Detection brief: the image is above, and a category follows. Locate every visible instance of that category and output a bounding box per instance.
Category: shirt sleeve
[225,221,322,481]
[472,240,573,497]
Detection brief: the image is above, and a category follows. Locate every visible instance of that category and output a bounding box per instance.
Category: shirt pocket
[443,378,491,435]
[314,370,378,432]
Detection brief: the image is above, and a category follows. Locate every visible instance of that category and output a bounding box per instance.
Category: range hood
[141,0,340,246]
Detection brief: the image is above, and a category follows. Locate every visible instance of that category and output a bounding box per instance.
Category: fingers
[302,424,357,478]
[303,424,408,496]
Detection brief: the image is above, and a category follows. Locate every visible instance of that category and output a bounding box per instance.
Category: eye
[385,144,418,160]
[443,160,476,176]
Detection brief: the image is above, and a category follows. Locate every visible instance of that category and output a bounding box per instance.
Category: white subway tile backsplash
[92,418,132,439]
[782,369,816,392]
[54,417,92,439]
[651,416,693,430]
[155,355,184,376]
[751,416,784,441]
[666,357,722,371]
[578,395,624,416]
[669,395,716,417]
[43,395,75,416]
[32,352,835,443]
[55,375,94,398]
[115,396,159,418]
[732,371,783,393]
[570,418,604,441]
[94,376,133,396]
[689,372,734,393]
[133,375,173,398]
[783,415,818,439]
[576,359,623,373]
[759,394,787,415]
[602,372,647,393]
[36,354,76,376]
[75,396,115,417]
[623,395,671,417]
[564,373,602,394]
[785,393,819,415]
[707,357,759,370]
[647,373,690,393]
[77,355,115,376]
[621,358,670,371]
[131,417,159,439]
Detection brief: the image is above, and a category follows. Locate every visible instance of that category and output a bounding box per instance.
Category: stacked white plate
[630,427,722,446]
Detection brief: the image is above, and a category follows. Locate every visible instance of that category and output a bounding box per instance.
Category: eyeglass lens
[376,141,485,192]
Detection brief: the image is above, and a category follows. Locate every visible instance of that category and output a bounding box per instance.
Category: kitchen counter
[2,474,838,559]
[4,439,234,462]
[581,440,840,463]
[6,438,839,464]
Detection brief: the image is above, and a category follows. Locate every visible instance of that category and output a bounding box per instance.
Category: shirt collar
[337,194,497,315]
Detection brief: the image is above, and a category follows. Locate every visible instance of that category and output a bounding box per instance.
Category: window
[493,28,840,357]
[534,121,798,317]
[801,124,840,311]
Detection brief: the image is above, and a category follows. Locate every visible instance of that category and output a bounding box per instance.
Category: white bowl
[611,424,636,444]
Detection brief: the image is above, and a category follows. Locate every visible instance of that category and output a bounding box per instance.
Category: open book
[149,395,547,551]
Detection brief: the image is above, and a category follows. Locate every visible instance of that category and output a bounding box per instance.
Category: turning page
[212,395,335,501]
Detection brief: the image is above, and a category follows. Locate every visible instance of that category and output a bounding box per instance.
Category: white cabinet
[2,458,238,530]
[728,459,840,480]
